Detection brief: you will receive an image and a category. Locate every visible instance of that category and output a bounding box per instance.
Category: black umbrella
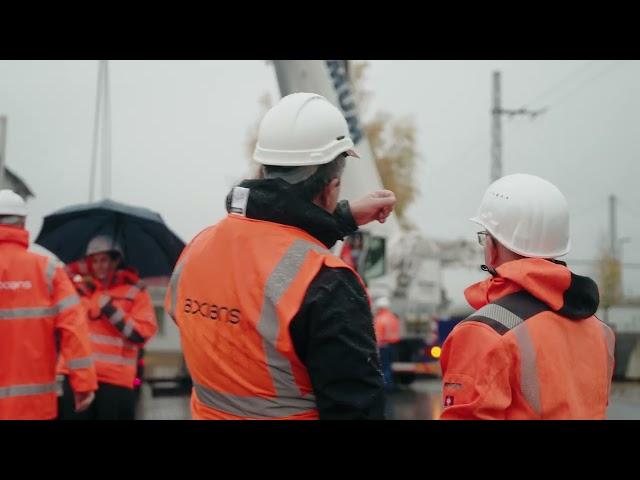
[35,199,185,278]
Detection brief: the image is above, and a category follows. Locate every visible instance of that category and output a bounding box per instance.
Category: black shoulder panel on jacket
[459,291,550,336]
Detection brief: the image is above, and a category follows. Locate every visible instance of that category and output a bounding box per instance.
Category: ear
[316,178,341,210]
[486,236,499,267]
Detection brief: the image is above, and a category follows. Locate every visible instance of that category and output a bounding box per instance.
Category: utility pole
[491,71,547,183]
[609,194,632,297]
[491,72,502,184]
[0,116,7,189]
[102,60,112,200]
[89,60,112,202]
[609,194,617,259]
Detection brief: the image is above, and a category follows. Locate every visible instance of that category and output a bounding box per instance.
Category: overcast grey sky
[1,60,639,294]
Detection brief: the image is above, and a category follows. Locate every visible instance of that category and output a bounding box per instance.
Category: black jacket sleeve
[333,200,359,240]
[289,266,386,420]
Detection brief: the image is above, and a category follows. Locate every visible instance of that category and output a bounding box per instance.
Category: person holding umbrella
[58,234,158,420]
[36,198,184,419]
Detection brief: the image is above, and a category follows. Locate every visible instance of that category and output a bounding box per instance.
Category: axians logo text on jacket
[0,280,32,290]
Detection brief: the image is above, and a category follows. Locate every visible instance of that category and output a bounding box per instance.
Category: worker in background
[166,92,396,420]
[58,235,158,420]
[440,174,615,419]
[340,232,364,272]
[0,189,97,420]
[373,296,401,392]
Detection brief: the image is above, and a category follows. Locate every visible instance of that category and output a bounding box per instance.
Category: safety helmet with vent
[253,92,359,167]
[470,173,570,258]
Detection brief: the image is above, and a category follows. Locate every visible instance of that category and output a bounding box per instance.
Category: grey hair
[263,154,347,201]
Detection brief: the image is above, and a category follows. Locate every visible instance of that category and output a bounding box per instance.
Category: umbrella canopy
[35,199,185,278]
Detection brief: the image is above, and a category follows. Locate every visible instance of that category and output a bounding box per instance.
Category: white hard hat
[253,92,360,167]
[0,189,27,217]
[374,296,391,310]
[85,235,124,259]
[471,173,571,258]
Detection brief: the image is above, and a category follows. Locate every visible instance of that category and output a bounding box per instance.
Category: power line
[522,60,599,109]
[442,63,595,178]
[617,198,640,221]
[548,60,627,110]
[504,61,628,152]
[439,62,628,181]
[502,61,599,140]
[491,71,547,182]
[435,63,589,179]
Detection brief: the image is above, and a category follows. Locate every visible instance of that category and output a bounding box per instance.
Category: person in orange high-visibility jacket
[373,297,401,392]
[58,234,157,420]
[166,93,396,420]
[0,190,97,420]
[339,232,364,272]
[374,297,401,347]
[440,175,614,420]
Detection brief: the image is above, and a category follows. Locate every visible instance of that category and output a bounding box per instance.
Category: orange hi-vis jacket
[59,263,157,389]
[0,225,97,420]
[440,258,615,420]
[374,307,401,347]
[165,214,366,420]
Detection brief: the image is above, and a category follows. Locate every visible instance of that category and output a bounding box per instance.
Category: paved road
[387,379,640,419]
[135,379,640,420]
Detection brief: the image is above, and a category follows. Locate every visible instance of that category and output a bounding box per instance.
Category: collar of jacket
[224,178,350,249]
[465,257,600,320]
[0,225,29,248]
[95,267,141,290]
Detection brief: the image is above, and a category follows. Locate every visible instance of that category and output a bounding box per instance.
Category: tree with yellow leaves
[597,243,622,323]
[348,61,420,230]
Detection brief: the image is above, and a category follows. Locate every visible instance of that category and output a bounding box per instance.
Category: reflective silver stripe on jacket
[467,303,525,331]
[0,294,80,320]
[90,333,137,349]
[66,356,94,370]
[45,258,58,295]
[108,308,125,325]
[122,321,135,339]
[92,352,137,366]
[168,259,187,321]
[466,298,542,416]
[194,382,318,419]
[195,239,328,417]
[513,323,542,416]
[125,285,140,301]
[0,382,58,399]
[56,294,81,313]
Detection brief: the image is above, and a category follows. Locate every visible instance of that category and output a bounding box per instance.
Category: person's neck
[492,245,524,269]
[96,272,115,288]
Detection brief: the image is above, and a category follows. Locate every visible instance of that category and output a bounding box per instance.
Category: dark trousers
[379,344,397,391]
[58,376,136,420]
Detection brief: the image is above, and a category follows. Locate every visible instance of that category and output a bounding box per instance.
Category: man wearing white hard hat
[167,93,395,419]
[0,189,97,419]
[440,174,615,419]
